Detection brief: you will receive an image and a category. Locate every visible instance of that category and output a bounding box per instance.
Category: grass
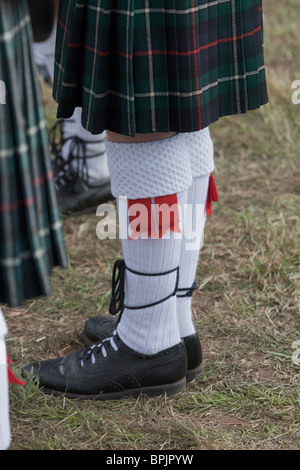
[4,0,300,450]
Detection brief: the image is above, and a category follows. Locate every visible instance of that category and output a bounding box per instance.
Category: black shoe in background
[49,120,114,215]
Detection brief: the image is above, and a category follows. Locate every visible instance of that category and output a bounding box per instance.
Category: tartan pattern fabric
[0,0,68,307]
[54,0,268,137]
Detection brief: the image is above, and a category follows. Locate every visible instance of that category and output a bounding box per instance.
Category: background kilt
[0,0,68,308]
[53,0,268,137]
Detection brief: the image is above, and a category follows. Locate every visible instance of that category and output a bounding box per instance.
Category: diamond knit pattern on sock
[185,128,214,178]
[106,134,193,199]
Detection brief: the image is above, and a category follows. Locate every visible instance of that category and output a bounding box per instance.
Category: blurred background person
[31,0,113,216]
[0,0,68,449]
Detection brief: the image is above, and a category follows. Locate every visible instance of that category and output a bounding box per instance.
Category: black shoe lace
[49,119,106,188]
[109,259,126,316]
[49,119,71,181]
[108,259,180,318]
[177,281,197,297]
[80,330,119,367]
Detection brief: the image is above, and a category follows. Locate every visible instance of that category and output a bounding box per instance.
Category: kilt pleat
[53,0,268,136]
[0,0,68,307]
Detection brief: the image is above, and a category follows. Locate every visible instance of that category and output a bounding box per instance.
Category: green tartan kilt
[0,0,68,307]
[54,0,268,137]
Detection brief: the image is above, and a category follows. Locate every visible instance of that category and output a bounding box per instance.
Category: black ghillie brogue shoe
[22,333,187,400]
[81,266,204,382]
[183,333,204,382]
[81,316,204,383]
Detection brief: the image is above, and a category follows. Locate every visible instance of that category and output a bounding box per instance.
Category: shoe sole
[186,361,204,383]
[60,183,114,216]
[38,377,187,401]
[81,330,205,384]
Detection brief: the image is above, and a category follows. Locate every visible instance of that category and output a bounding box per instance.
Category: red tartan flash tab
[7,355,26,385]
[206,173,218,217]
[128,194,181,239]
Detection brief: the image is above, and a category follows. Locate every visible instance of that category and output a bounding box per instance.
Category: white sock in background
[32,20,57,83]
[176,175,210,338]
[0,308,10,450]
[61,108,110,183]
[33,23,109,184]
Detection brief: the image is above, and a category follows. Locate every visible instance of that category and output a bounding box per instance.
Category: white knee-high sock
[117,190,187,355]
[106,135,193,355]
[0,308,10,450]
[176,175,210,338]
[176,128,214,338]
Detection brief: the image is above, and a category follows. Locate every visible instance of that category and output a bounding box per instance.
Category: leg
[50,109,112,215]
[82,129,216,380]
[105,132,192,354]
[176,128,215,337]
[82,129,215,342]
[22,132,194,399]
[33,17,112,215]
